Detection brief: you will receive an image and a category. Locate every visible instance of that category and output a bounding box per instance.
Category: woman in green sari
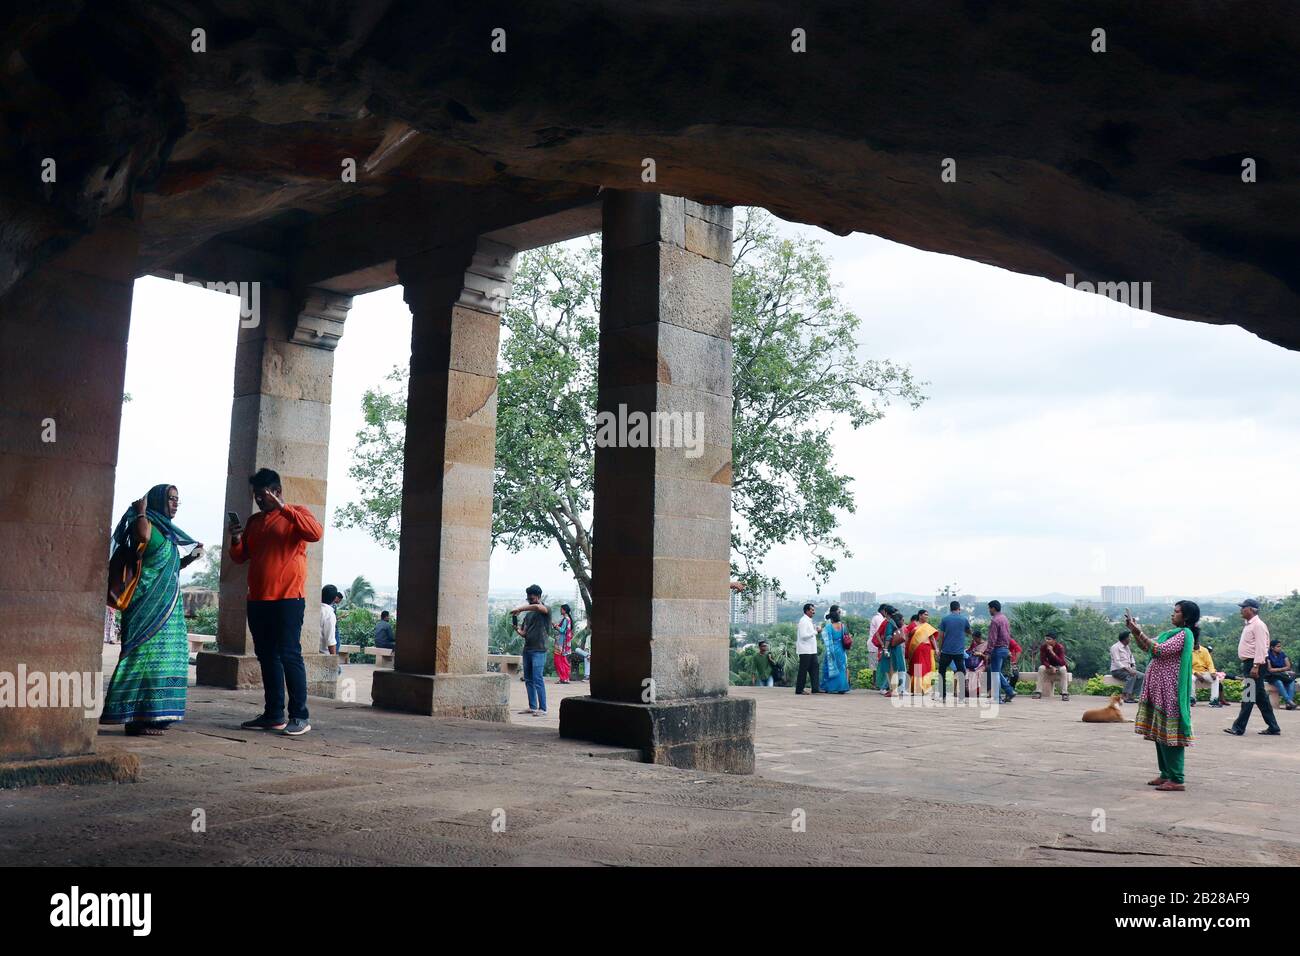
[1124,600,1198,791]
[101,484,204,736]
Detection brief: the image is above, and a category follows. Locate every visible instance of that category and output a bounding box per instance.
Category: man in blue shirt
[937,601,969,701]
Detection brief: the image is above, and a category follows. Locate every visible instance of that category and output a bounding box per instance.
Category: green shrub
[189,605,218,636]
[1015,680,1036,695]
[1084,674,1123,696]
[853,668,874,689]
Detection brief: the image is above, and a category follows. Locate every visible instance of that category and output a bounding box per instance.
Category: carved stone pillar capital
[291,288,352,350]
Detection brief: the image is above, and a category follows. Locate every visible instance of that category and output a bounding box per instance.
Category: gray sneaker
[241,714,287,731]
[280,718,311,736]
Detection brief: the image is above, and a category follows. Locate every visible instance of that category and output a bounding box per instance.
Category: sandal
[1154,782,1185,792]
[1061,694,1070,701]
[1147,777,1168,786]
[124,722,168,737]
[1032,692,1041,699]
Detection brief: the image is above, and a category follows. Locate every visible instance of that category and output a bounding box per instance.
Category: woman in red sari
[906,609,938,695]
[552,604,574,684]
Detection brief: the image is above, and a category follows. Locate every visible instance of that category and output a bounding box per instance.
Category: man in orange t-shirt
[228,467,323,736]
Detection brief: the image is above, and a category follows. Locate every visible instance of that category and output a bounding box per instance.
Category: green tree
[729,211,925,593]
[337,607,377,648]
[336,209,925,623]
[343,575,377,610]
[1058,605,1124,679]
[333,368,407,549]
[183,546,221,591]
[1009,602,1066,658]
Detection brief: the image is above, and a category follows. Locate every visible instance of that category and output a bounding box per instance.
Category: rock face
[181,587,217,618]
[1,2,1296,346]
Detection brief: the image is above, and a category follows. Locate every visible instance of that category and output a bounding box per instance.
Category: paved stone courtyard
[1,654,1296,866]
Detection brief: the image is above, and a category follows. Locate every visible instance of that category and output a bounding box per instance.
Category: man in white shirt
[1227,598,1280,736]
[320,584,340,657]
[867,605,886,669]
[1109,633,1144,702]
[795,602,820,695]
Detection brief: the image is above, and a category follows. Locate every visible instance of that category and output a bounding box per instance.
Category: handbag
[106,532,146,610]
[842,633,853,651]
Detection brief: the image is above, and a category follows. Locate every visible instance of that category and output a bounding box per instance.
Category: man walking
[1109,631,1145,703]
[230,468,323,736]
[1226,598,1281,736]
[937,600,968,702]
[985,600,1016,703]
[795,602,820,695]
[754,641,776,687]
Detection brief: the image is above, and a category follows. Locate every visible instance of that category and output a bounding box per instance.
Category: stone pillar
[370,238,516,720]
[0,214,142,781]
[196,287,350,698]
[558,193,755,773]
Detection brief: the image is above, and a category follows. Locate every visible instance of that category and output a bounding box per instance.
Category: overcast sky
[115,218,1300,601]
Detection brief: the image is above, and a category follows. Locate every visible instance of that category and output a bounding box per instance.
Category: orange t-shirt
[229,504,323,601]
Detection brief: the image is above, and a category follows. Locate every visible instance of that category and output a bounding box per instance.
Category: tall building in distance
[732,587,778,625]
[1101,585,1145,605]
[840,590,876,607]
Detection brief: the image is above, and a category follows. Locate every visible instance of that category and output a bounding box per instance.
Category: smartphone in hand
[227,511,241,531]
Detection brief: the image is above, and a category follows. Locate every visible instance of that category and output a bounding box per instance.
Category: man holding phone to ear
[228,467,323,736]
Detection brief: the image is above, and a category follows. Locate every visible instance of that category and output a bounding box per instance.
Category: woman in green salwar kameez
[1124,600,1199,792]
[101,484,204,736]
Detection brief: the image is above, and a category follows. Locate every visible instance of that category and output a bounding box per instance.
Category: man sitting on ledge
[1035,631,1071,700]
[1109,631,1145,703]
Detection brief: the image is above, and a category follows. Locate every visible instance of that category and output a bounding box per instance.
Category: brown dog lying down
[1082,694,1129,723]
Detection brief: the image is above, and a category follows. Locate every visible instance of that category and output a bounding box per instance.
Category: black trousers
[1232,659,1279,733]
[937,652,966,699]
[795,653,820,694]
[247,598,308,722]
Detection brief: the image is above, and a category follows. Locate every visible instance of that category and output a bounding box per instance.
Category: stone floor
[1,653,1296,866]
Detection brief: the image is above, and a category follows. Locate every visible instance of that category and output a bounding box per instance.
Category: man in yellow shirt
[1191,636,1223,708]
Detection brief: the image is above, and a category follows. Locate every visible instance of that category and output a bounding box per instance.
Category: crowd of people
[753,596,1292,793]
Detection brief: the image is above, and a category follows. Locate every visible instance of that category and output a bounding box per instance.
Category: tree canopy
[335,209,926,622]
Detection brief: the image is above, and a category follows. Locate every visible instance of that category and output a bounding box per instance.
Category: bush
[189,604,218,636]
[1015,680,1036,695]
[853,668,874,689]
[1084,675,1116,696]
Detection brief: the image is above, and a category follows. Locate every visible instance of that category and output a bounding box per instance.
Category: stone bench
[371,645,394,669]
[187,634,216,664]
[487,653,523,677]
[338,643,361,663]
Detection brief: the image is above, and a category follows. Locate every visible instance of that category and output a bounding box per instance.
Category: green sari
[101,486,193,725]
